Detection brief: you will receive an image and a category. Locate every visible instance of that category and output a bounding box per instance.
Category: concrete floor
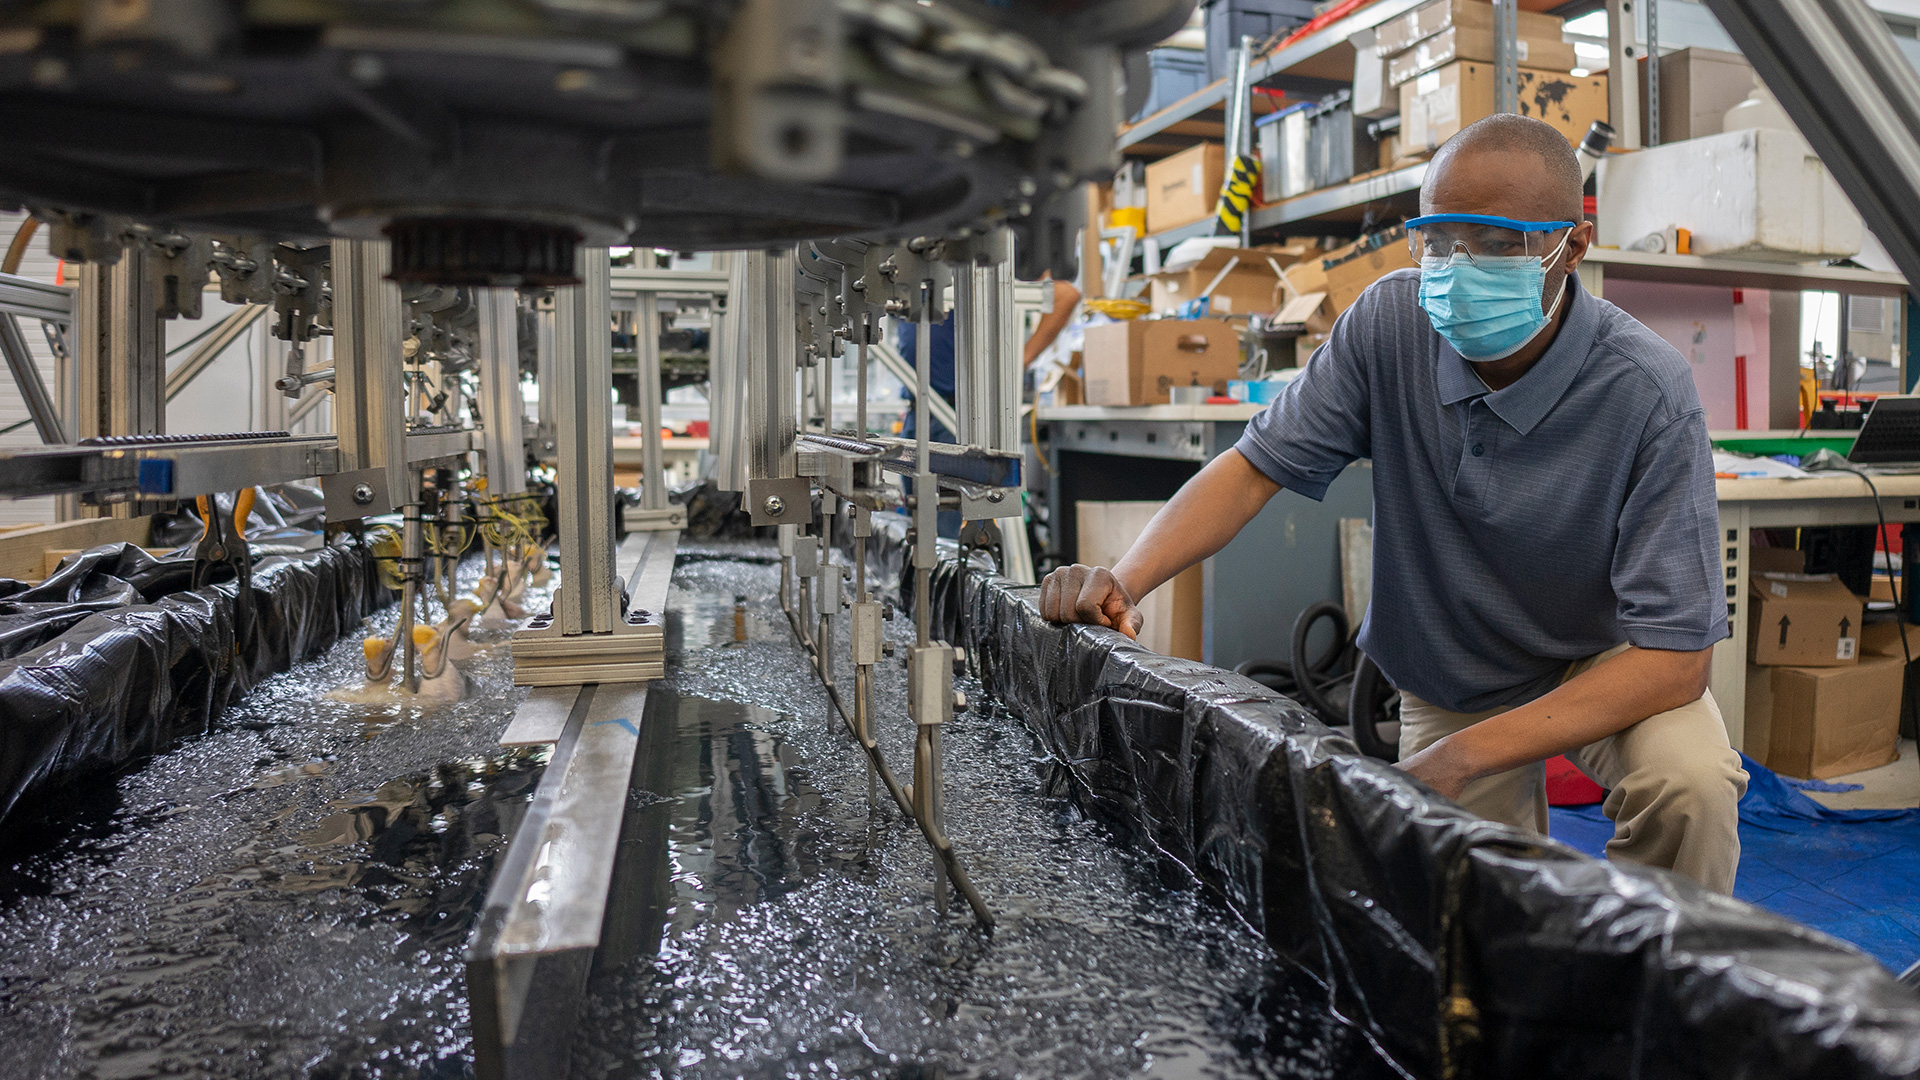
[1804,738,1920,811]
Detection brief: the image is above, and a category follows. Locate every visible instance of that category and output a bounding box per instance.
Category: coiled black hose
[1235,602,1399,763]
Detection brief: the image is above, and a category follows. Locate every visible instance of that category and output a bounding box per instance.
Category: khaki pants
[1397,644,1749,894]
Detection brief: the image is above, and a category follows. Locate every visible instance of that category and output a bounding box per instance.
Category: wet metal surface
[569,547,1393,1080]
[0,542,1390,1078]
[0,563,555,1079]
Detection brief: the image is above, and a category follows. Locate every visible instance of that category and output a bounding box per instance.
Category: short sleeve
[1232,305,1373,500]
[1611,410,1728,650]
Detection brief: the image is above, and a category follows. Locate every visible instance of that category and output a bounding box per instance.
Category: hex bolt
[352,483,375,506]
[763,494,785,517]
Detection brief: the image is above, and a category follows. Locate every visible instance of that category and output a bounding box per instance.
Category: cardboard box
[1749,544,1805,575]
[1145,142,1226,235]
[1743,662,1777,762]
[1400,62,1609,151]
[1374,0,1563,55]
[1761,655,1905,779]
[1321,226,1418,314]
[1077,500,1203,660]
[1283,253,1328,298]
[1146,246,1285,317]
[1748,572,1863,667]
[1639,47,1754,143]
[1860,618,1915,659]
[1081,317,1241,406]
[1386,26,1578,86]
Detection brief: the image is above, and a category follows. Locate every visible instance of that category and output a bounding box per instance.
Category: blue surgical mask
[1417,235,1570,362]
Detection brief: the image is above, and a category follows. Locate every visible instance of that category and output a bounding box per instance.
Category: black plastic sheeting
[0,540,391,835]
[824,508,1920,1077]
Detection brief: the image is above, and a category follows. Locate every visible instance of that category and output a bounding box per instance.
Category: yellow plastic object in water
[412,624,439,647]
[363,636,390,662]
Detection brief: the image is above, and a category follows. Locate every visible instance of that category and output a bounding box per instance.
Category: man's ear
[1563,220,1595,271]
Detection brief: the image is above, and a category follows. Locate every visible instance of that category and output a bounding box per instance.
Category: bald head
[1421,114,1584,224]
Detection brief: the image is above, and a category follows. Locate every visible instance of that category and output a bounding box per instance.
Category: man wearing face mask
[1037,113,1749,893]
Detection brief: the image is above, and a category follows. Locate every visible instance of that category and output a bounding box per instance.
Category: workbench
[1033,404,1372,673]
[1712,471,1920,749]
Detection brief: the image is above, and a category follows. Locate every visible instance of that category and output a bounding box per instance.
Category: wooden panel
[0,515,153,581]
[1076,500,1203,661]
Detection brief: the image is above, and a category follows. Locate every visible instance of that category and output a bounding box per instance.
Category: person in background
[895,278,1080,535]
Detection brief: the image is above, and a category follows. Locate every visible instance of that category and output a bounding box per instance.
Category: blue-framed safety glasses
[1405,213,1576,266]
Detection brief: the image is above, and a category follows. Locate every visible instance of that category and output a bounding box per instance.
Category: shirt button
[1471,444,1485,456]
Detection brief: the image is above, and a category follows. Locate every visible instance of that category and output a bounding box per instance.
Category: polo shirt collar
[1434,273,1600,435]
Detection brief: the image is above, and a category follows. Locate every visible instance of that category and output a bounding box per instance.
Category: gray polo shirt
[1236,269,1725,713]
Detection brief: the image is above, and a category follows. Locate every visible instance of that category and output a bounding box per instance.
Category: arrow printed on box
[1779,615,1792,646]
[1840,617,1852,637]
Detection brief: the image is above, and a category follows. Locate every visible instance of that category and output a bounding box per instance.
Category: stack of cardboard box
[1356,0,1608,163]
[1743,548,1906,780]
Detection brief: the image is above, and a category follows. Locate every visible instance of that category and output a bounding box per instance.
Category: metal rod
[0,312,64,443]
[781,601,994,928]
[1646,0,1661,146]
[634,291,667,511]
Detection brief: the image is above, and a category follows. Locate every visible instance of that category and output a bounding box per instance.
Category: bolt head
[763,494,785,516]
[352,483,375,506]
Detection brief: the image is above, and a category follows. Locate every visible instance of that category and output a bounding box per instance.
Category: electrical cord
[1801,451,1919,782]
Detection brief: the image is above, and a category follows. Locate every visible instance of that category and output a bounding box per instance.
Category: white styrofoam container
[1595,128,1861,262]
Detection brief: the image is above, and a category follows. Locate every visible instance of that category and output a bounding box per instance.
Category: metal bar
[467,680,653,1080]
[871,338,962,436]
[553,246,618,636]
[1645,0,1660,145]
[477,289,528,497]
[0,312,63,442]
[633,291,667,512]
[747,251,797,480]
[137,435,338,496]
[331,240,409,507]
[1607,0,1642,149]
[709,252,746,493]
[0,270,72,324]
[287,383,327,426]
[1244,162,1428,234]
[163,303,266,402]
[1494,0,1519,115]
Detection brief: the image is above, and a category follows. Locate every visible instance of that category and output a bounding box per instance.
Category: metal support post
[1607,0,1642,149]
[553,246,618,636]
[745,250,808,527]
[534,297,558,461]
[477,288,528,498]
[330,240,409,517]
[399,481,424,693]
[1645,0,1660,146]
[710,252,749,493]
[633,290,667,514]
[1493,0,1519,116]
[74,253,164,442]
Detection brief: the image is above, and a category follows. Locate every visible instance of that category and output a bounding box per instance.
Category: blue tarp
[1551,753,1920,971]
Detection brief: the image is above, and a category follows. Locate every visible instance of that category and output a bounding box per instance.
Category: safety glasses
[1405,213,1576,267]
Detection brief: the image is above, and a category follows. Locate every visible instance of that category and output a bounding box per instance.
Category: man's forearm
[1111,449,1281,600]
[1435,645,1712,782]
